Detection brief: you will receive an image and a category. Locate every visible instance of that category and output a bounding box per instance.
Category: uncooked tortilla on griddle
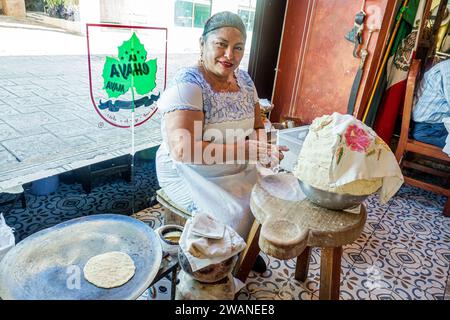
[83,251,136,289]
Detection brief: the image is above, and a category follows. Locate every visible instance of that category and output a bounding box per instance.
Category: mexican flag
[370,0,426,144]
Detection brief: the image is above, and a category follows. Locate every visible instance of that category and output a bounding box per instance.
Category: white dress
[155,66,258,238]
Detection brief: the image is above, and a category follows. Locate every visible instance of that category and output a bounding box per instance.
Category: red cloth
[374,80,407,144]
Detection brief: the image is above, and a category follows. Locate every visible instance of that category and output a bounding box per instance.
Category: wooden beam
[403,160,450,178]
[404,176,450,197]
[406,141,450,162]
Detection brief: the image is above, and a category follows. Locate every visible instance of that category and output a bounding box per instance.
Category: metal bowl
[155,225,183,257]
[298,180,368,211]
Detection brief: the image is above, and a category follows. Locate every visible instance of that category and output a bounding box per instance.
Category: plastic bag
[0,214,15,262]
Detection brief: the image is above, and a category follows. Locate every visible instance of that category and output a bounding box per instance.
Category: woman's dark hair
[202,11,247,40]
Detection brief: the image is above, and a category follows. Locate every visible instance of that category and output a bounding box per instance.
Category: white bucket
[0,214,15,262]
[276,125,310,172]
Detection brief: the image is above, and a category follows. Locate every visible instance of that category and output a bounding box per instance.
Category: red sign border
[86,23,168,128]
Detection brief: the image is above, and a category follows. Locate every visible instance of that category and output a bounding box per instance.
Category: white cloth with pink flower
[294,113,403,204]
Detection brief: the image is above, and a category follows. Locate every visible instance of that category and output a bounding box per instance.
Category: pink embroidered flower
[344,124,371,153]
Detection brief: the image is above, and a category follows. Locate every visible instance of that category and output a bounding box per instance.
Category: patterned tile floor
[1,158,160,242]
[235,186,450,300]
[134,185,449,300]
[1,160,448,300]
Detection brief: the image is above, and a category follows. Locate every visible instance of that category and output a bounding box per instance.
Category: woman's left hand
[246,140,289,167]
[265,144,289,167]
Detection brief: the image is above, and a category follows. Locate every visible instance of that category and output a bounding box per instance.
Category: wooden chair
[155,189,260,283]
[395,59,450,217]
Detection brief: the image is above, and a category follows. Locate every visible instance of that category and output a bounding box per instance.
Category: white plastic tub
[0,233,14,262]
[276,125,310,172]
[0,214,15,263]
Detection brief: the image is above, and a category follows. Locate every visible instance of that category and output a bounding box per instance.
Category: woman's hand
[245,140,289,167]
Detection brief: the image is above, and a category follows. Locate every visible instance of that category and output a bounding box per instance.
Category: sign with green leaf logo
[102,33,157,100]
[87,24,167,128]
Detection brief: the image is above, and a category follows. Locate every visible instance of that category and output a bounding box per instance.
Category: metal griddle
[0,214,162,300]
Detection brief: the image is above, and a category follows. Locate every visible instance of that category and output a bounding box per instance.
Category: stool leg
[78,166,92,193]
[171,266,178,300]
[444,198,449,217]
[20,192,27,209]
[234,220,261,283]
[319,247,343,300]
[444,178,450,217]
[121,154,132,183]
[295,246,311,282]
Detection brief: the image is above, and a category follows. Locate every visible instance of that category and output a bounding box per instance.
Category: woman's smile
[218,60,234,69]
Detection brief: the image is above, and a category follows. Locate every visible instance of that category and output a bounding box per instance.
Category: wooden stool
[247,174,367,300]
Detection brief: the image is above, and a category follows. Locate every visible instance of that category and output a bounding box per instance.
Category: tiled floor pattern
[2,168,448,300]
[1,158,160,242]
[235,186,450,300]
[135,185,449,300]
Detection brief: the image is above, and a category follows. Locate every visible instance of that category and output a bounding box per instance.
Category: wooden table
[246,173,367,300]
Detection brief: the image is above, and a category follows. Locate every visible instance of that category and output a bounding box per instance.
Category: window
[193,3,211,28]
[0,0,260,262]
[238,8,255,32]
[174,0,211,28]
[174,1,193,27]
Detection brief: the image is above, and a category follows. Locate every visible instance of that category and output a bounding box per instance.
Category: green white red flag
[372,0,426,144]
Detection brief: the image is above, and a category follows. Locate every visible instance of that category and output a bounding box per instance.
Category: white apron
[155,66,260,239]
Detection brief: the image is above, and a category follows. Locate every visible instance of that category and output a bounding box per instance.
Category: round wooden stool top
[250,173,367,260]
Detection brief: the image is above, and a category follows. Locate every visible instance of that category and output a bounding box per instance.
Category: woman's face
[201,27,246,79]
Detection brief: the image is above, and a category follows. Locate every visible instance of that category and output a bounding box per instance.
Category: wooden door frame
[247,0,288,101]
[268,0,401,123]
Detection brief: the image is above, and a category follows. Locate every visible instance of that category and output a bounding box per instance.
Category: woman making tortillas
[156,11,287,272]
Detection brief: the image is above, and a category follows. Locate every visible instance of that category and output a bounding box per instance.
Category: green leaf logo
[102,32,157,99]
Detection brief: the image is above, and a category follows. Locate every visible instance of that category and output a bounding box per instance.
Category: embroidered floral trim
[161,105,201,115]
[344,124,372,153]
[173,67,256,125]
[187,202,200,214]
[335,125,376,165]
